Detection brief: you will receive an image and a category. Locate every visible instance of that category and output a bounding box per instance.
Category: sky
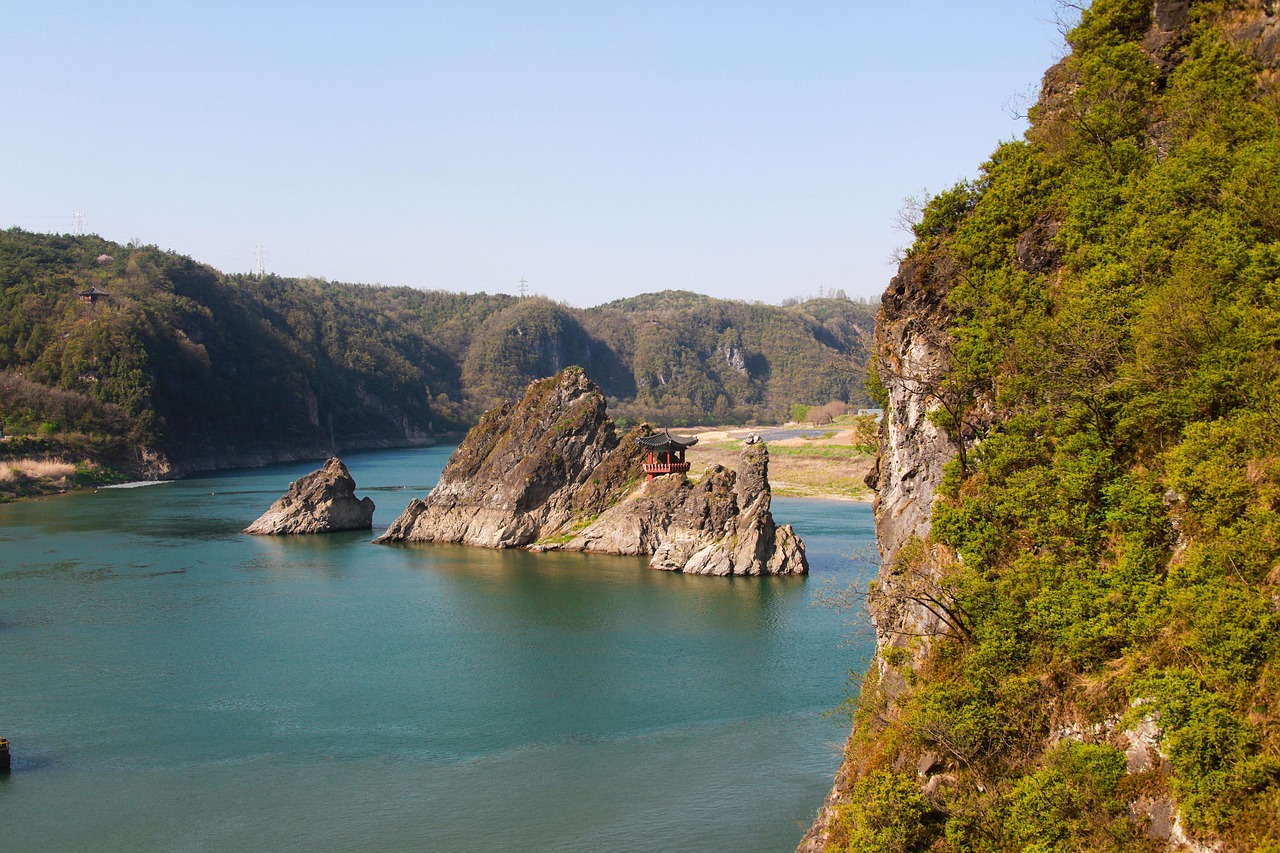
[2,1,1074,307]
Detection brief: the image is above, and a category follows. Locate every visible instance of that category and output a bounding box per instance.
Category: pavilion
[637,430,698,481]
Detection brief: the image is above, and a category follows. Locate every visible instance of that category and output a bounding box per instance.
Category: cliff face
[796,253,962,853]
[801,3,1280,851]
[866,253,960,564]
[377,368,806,575]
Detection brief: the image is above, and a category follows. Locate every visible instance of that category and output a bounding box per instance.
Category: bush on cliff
[836,0,1280,848]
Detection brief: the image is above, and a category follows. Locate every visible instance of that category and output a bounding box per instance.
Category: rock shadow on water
[380,539,804,637]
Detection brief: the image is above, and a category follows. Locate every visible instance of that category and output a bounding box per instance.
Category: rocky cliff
[796,249,963,853]
[243,457,375,534]
[376,368,806,575]
[562,442,807,576]
[800,3,1280,850]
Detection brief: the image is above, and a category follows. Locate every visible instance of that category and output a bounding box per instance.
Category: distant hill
[0,229,873,480]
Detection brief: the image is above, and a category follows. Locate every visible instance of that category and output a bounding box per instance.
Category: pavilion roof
[636,430,699,450]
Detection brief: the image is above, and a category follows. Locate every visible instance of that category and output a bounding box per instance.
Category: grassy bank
[684,418,878,500]
[0,456,103,502]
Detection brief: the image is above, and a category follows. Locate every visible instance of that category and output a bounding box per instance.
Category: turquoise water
[0,447,875,852]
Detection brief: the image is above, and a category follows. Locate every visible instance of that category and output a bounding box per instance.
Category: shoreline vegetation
[0,415,878,505]
[0,230,875,490]
[0,453,112,502]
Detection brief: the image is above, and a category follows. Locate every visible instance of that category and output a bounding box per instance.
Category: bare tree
[816,539,972,645]
[1047,0,1085,41]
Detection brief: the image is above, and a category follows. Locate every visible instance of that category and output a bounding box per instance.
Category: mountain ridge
[0,228,873,489]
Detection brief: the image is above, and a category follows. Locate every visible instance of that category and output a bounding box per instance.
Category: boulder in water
[244,457,375,534]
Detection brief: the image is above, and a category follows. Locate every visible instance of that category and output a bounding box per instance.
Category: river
[0,446,875,852]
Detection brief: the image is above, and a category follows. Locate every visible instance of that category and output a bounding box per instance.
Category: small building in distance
[79,286,108,304]
[638,430,698,481]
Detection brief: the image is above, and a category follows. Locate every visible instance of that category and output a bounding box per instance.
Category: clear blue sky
[3,1,1072,306]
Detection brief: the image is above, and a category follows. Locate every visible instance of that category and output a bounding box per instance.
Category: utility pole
[73,212,86,236]
[517,277,528,300]
[255,243,267,280]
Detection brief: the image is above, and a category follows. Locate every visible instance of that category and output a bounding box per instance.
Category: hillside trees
[829,1,1280,849]
[0,230,874,476]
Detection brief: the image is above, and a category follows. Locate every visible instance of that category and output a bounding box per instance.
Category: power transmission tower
[819,284,825,299]
[255,243,267,280]
[73,212,86,236]
[517,277,528,300]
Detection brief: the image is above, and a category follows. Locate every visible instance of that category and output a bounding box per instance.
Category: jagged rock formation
[862,253,960,565]
[376,367,806,575]
[565,443,807,576]
[243,457,375,534]
[375,367,636,548]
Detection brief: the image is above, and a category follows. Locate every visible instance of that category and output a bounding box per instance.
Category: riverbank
[683,423,876,501]
[0,422,876,505]
[0,456,113,503]
[0,429,452,504]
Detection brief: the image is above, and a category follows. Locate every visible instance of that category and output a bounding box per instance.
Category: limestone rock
[377,367,806,575]
[376,367,639,548]
[644,446,805,576]
[571,444,806,576]
[870,251,963,566]
[243,457,374,534]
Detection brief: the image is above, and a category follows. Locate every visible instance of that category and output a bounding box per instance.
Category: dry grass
[685,432,875,501]
[0,458,77,483]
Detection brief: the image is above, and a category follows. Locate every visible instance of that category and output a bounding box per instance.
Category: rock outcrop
[796,247,963,853]
[567,443,807,576]
[865,251,962,565]
[798,5,1280,850]
[243,457,375,534]
[375,367,637,548]
[376,367,806,575]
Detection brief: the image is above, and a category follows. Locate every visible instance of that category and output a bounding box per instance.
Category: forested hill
[806,1,1280,851]
[0,229,873,480]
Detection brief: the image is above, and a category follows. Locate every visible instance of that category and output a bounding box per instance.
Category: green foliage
[913,180,980,244]
[1068,0,1151,53]
[835,771,935,853]
[0,231,874,479]
[844,8,1280,850]
[590,292,874,425]
[1005,742,1130,852]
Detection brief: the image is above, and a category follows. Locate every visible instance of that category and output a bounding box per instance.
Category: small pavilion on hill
[637,430,698,481]
[79,286,108,304]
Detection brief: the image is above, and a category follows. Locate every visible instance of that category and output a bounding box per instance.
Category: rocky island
[244,457,375,534]
[376,367,806,575]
